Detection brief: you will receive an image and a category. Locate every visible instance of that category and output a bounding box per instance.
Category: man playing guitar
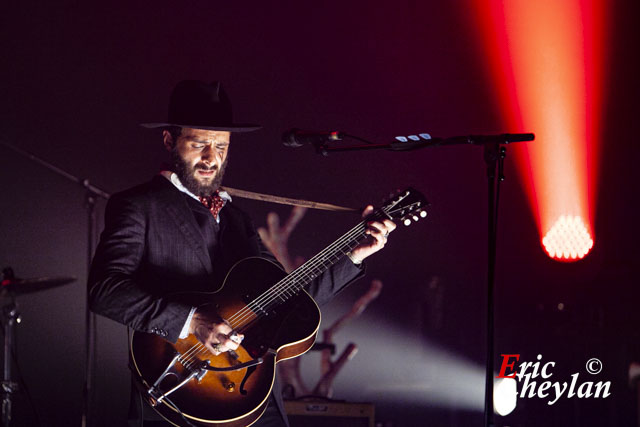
[88,80,396,426]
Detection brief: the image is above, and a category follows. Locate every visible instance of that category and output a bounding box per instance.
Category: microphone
[282,128,345,148]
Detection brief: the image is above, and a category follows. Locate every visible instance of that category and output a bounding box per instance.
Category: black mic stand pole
[308,133,533,427]
[482,142,505,427]
[0,142,110,427]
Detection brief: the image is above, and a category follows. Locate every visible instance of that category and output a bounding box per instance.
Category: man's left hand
[348,205,397,263]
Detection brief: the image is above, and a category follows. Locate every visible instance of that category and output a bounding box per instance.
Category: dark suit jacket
[88,175,364,424]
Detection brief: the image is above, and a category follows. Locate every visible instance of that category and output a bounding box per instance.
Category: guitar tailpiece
[146,353,201,406]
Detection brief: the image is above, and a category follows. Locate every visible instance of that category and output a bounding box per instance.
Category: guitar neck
[276,208,389,297]
[251,185,428,314]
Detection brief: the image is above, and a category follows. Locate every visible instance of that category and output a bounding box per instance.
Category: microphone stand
[1,286,20,427]
[309,133,534,427]
[0,142,110,427]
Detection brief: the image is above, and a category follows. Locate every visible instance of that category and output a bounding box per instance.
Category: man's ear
[162,130,174,152]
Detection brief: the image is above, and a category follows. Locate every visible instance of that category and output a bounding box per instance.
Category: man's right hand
[188,308,244,355]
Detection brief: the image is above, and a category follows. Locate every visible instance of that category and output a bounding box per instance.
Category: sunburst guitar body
[131,258,320,426]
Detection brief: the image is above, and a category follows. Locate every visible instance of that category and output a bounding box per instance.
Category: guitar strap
[221,186,358,212]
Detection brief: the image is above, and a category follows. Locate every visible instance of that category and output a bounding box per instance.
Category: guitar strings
[178,220,369,369]
[178,220,368,369]
[230,205,393,327]
[177,207,391,369]
[178,207,393,370]
[227,211,381,327]
[220,235,361,339]
[178,207,392,368]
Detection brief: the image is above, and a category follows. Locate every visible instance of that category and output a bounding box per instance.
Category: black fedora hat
[141,80,261,132]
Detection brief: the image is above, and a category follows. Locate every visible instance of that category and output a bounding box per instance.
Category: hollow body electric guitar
[130,188,428,426]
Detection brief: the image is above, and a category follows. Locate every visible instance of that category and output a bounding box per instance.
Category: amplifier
[284,400,375,427]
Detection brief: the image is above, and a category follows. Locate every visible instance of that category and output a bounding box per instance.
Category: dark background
[1,1,638,426]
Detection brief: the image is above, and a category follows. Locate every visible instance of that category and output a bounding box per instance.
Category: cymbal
[1,276,76,295]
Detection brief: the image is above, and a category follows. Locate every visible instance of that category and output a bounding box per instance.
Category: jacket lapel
[155,177,214,275]
[213,204,257,283]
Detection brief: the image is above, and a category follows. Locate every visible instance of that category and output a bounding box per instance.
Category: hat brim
[140,122,262,133]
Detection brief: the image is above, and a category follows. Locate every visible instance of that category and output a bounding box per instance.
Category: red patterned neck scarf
[199,191,225,218]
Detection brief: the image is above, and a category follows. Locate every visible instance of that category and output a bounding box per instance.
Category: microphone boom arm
[309,133,534,155]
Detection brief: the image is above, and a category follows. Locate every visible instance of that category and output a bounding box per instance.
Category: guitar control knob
[224,381,236,392]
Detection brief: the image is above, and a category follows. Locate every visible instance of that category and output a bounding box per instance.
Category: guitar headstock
[377,187,429,226]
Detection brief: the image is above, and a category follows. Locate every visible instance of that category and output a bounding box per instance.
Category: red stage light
[542,215,594,261]
[470,0,607,261]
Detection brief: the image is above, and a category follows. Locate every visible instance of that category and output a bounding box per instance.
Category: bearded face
[171,146,228,197]
[164,128,231,197]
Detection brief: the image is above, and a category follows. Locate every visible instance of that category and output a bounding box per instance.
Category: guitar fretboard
[252,208,389,315]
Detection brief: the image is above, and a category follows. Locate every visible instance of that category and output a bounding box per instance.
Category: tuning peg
[412,215,419,221]
[403,218,412,226]
[420,210,427,218]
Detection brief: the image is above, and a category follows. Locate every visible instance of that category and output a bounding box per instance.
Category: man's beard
[171,149,228,197]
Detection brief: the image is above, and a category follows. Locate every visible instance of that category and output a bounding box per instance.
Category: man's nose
[201,146,214,163]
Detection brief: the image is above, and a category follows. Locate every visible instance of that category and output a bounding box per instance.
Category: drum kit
[1,267,75,427]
